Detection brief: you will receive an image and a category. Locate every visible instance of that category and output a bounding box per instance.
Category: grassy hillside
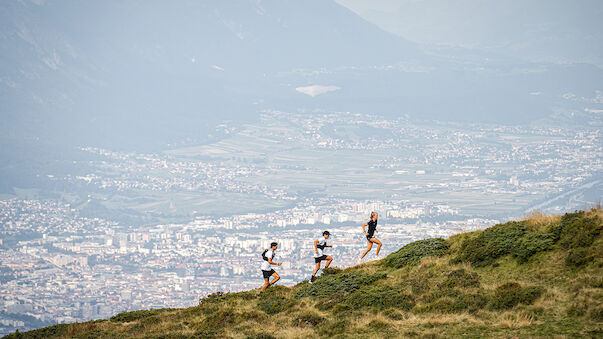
[4,208,602,338]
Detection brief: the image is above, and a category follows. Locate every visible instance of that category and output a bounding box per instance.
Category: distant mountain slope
[337,0,603,66]
[2,0,602,153]
[0,0,416,150]
[6,207,601,338]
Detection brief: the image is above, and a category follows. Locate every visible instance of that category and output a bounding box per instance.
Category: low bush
[384,238,449,268]
[293,271,386,299]
[455,220,561,266]
[489,282,544,310]
[512,232,554,263]
[555,211,601,249]
[565,248,594,267]
[257,295,290,314]
[345,285,414,311]
[455,221,526,266]
[438,269,480,289]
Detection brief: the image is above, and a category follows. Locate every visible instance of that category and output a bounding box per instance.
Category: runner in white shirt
[311,231,333,283]
[258,242,281,297]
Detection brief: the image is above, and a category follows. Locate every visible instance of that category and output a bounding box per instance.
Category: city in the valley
[0,111,600,333]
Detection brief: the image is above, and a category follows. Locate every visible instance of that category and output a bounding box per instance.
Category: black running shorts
[314,255,328,263]
[366,234,375,241]
[262,269,276,279]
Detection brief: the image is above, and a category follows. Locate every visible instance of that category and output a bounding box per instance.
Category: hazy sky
[336,0,603,65]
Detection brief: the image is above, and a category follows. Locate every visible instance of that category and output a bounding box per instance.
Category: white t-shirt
[313,238,328,257]
[261,249,275,271]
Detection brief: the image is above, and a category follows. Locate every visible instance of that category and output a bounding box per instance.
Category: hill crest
[4,207,602,338]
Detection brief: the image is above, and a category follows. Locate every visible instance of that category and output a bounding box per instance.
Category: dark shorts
[314,255,328,263]
[366,234,375,241]
[262,269,276,279]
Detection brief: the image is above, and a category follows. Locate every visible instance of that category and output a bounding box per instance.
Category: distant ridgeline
[5,208,602,338]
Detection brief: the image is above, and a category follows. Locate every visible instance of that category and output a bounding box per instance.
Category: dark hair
[323,231,330,236]
[270,242,278,247]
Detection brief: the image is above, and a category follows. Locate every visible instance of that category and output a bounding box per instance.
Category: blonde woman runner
[360,212,382,259]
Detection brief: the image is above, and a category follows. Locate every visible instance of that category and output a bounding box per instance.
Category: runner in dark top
[360,211,382,259]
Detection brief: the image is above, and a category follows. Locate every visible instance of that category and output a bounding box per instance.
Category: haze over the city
[0,0,601,335]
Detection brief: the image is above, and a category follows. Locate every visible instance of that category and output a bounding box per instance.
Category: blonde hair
[370,211,378,220]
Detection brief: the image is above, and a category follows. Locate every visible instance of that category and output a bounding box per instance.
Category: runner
[258,242,281,297]
[310,231,333,283]
[360,211,382,259]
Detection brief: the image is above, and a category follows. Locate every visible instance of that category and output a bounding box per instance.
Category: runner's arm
[267,258,281,265]
[314,239,319,254]
[362,223,368,236]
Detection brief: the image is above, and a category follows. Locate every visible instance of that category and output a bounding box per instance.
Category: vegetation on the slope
[4,207,602,339]
[383,237,449,268]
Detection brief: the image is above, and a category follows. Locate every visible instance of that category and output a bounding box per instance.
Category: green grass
[4,208,602,339]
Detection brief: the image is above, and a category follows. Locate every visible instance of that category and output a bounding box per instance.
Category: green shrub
[565,248,594,267]
[384,238,449,268]
[555,211,602,249]
[345,285,414,311]
[294,271,386,299]
[455,221,526,266]
[512,232,554,263]
[257,295,289,314]
[439,269,480,289]
[110,309,169,323]
[489,282,544,310]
